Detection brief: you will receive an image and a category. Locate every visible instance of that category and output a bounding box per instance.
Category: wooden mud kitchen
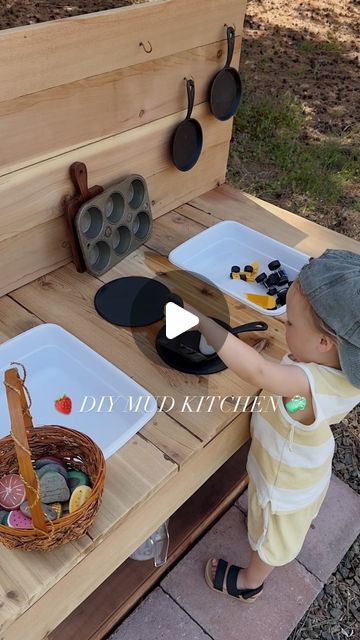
[0,1,358,639]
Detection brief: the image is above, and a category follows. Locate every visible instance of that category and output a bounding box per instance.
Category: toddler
[184,249,360,602]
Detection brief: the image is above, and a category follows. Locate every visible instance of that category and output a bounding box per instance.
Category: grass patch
[228,84,359,212]
[296,35,342,54]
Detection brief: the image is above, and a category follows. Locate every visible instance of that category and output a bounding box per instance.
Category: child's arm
[185,304,311,398]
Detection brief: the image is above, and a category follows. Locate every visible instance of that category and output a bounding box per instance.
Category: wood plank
[0,295,185,636]
[0,434,176,637]
[0,38,241,174]
[0,140,230,297]
[0,527,92,637]
[2,411,249,640]
[0,291,200,468]
[97,209,287,364]
[49,441,250,640]
[0,0,246,101]
[0,217,71,297]
[0,108,230,243]
[0,296,42,341]
[9,263,262,442]
[141,248,287,363]
[190,184,360,255]
[140,412,202,467]
[84,436,177,541]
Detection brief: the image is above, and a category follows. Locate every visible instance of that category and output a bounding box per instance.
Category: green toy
[285,395,307,413]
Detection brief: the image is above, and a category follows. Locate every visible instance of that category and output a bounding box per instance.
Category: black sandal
[205,558,264,602]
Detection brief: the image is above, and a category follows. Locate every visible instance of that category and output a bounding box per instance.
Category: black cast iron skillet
[171,79,203,171]
[209,26,242,121]
[156,318,268,375]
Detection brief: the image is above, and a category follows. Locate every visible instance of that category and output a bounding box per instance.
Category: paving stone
[236,488,248,514]
[162,507,322,640]
[108,588,210,640]
[297,474,360,582]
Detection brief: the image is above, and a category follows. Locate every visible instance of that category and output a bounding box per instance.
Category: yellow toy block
[245,261,259,282]
[245,293,277,309]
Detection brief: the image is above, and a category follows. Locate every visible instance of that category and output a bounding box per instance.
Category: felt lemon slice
[69,485,92,513]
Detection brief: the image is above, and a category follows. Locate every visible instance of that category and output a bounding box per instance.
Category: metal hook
[224,22,236,32]
[139,40,153,54]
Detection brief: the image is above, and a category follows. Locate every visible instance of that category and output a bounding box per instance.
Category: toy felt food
[20,501,58,521]
[7,510,33,530]
[67,470,91,492]
[39,472,70,504]
[0,474,26,509]
[0,364,105,551]
[37,463,68,480]
[245,293,277,310]
[35,456,66,469]
[0,509,9,524]
[49,502,63,519]
[69,486,92,513]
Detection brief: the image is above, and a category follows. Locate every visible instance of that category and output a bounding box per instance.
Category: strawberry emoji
[54,394,72,415]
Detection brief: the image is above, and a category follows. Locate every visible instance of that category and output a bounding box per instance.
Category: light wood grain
[140,411,202,467]
[0,434,176,637]
[0,217,70,298]
[0,39,241,174]
[3,181,358,638]
[1,411,249,640]
[0,0,246,102]
[0,108,230,243]
[190,185,360,255]
[0,296,42,342]
[0,140,230,297]
[0,529,91,636]
[0,291,199,470]
[10,263,262,441]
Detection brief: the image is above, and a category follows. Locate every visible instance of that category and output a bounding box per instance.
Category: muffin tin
[74,175,153,276]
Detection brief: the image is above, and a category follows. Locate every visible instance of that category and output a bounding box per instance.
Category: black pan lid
[94,276,171,327]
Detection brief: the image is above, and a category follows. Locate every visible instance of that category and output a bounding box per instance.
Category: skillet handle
[232,321,268,335]
[225,26,235,68]
[185,79,195,120]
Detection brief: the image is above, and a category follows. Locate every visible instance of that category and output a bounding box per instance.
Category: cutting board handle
[70,162,91,200]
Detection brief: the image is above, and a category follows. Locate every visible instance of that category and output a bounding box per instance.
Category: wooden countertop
[0,184,358,640]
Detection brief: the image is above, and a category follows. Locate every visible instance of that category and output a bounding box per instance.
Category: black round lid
[94,276,171,327]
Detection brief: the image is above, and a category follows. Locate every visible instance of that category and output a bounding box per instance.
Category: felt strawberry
[54,394,72,415]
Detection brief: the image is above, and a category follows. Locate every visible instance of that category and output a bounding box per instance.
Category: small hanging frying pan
[209,26,242,121]
[171,79,203,172]
[156,318,268,375]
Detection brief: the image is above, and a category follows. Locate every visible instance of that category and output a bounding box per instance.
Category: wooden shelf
[49,440,250,640]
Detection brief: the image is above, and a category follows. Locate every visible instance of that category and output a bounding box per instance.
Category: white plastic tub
[0,324,157,459]
[169,220,310,316]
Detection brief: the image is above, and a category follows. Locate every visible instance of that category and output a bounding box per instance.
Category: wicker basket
[0,364,106,551]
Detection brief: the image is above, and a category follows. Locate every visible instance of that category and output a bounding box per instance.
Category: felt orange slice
[0,474,26,509]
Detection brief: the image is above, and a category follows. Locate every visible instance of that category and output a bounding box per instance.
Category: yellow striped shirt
[247,353,360,514]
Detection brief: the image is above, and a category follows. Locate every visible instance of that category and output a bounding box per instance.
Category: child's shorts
[246,479,328,566]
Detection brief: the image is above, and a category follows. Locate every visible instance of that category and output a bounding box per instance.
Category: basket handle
[4,368,47,533]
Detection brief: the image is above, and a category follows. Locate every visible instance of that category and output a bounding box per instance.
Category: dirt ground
[0,0,134,27]
[231,0,360,241]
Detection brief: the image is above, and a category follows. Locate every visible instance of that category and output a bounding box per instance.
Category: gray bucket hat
[298,249,360,388]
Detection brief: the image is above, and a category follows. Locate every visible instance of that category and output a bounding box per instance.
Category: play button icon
[165,302,199,339]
